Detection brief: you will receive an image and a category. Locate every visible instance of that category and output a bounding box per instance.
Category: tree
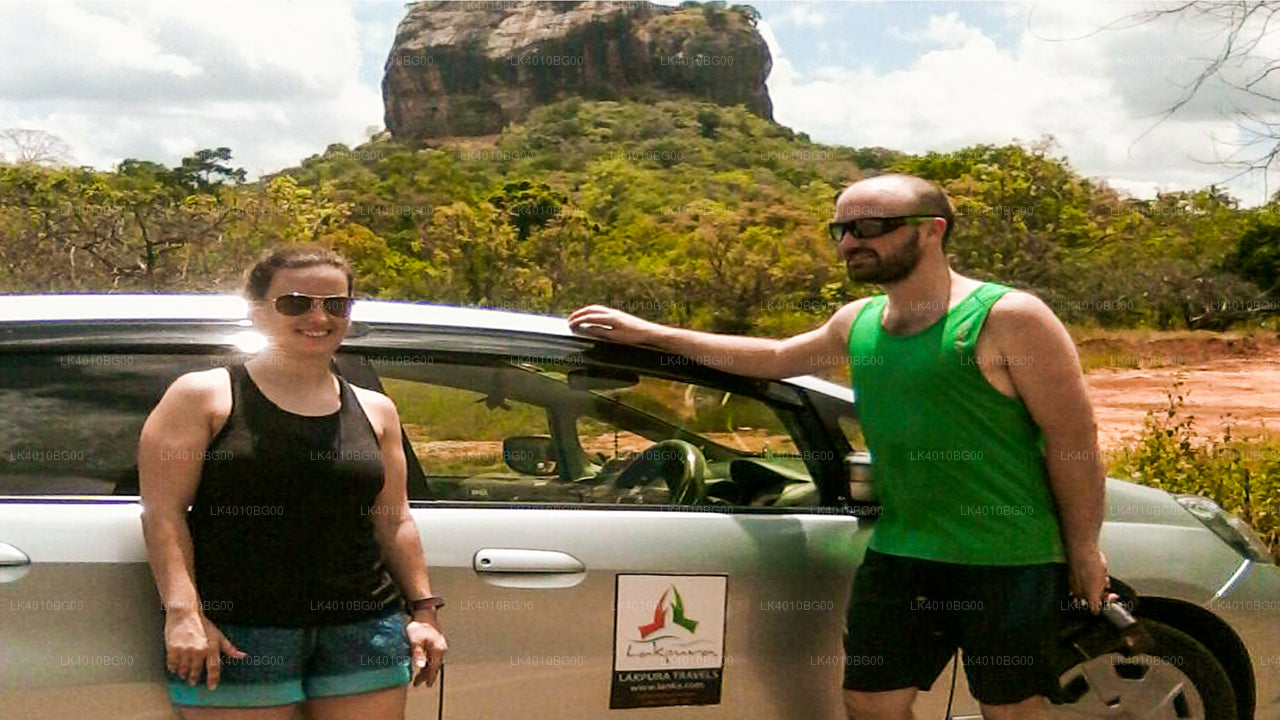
[0,129,73,166]
[420,201,531,305]
[171,147,246,191]
[1092,187,1258,329]
[486,179,566,241]
[730,4,761,25]
[1124,2,1280,179]
[895,138,1100,294]
[1229,211,1280,296]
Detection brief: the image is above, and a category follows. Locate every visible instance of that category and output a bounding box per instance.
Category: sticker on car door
[610,573,727,709]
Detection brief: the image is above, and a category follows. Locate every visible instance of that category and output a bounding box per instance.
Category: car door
[0,327,873,720]
[0,350,212,720]
[347,330,870,720]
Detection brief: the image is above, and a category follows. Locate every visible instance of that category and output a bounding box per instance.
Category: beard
[844,228,922,284]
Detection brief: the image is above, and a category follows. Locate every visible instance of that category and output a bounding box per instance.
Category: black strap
[437,664,445,720]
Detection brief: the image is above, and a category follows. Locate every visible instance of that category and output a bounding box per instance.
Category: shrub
[1111,377,1279,561]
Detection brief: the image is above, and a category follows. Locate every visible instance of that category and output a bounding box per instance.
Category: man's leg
[979,694,1050,720]
[843,550,956,720]
[844,687,918,720]
[959,562,1067,717]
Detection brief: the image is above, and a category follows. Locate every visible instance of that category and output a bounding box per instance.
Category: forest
[2,98,1278,339]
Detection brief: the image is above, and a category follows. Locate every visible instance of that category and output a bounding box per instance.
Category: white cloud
[765,2,1277,205]
[3,0,1278,206]
[773,3,831,28]
[889,12,984,48]
[0,1,380,176]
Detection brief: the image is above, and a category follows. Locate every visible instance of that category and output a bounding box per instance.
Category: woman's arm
[138,369,243,689]
[358,387,449,687]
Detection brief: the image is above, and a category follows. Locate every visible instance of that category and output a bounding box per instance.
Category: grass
[382,378,548,441]
[1069,326,1280,372]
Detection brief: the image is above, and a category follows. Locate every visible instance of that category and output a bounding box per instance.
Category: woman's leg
[165,621,307,719]
[301,611,412,720]
[178,705,299,720]
[303,685,407,720]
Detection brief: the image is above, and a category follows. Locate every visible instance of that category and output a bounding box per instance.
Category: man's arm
[566,300,868,379]
[990,292,1110,612]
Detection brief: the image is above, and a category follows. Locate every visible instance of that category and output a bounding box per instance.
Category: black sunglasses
[828,215,935,243]
[271,293,354,318]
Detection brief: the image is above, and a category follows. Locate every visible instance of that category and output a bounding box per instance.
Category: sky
[1,1,1278,204]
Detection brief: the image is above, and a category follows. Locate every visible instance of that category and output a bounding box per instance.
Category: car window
[380,375,581,502]
[837,414,866,451]
[581,375,800,456]
[0,353,201,495]
[0,350,830,509]
[369,355,821,508]
[0,351,412,497]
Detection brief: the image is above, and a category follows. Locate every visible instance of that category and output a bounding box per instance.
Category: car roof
[0,293,570,332]
[0,294,854,403]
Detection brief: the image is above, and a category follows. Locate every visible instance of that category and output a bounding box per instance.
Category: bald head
[836,174,955,247]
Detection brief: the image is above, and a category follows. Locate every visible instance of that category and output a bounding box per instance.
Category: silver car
[0,294,1277,720]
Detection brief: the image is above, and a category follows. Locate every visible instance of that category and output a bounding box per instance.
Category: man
[567,174,1109,720]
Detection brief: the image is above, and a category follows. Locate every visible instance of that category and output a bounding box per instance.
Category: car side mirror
[845,451,875,501]
[503,436,558,476]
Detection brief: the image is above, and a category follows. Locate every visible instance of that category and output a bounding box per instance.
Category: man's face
[832,187,927,284]
[842,225,923,284]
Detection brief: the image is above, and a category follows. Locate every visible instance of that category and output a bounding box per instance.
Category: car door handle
[0,542,30,567]
[0,542,32,584]
[473,548,584,574]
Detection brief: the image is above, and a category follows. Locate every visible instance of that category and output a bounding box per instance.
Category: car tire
[1051,619,1236,720]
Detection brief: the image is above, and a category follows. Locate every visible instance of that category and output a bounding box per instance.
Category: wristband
[410,595,446,612]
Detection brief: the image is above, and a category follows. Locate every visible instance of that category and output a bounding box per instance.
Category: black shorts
[843,548,1068,706]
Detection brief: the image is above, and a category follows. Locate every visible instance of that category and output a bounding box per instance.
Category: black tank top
[187,364,401,626]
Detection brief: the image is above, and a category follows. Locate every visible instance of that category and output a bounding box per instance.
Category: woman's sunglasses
[828,215,935,243]
[271,293,354,318]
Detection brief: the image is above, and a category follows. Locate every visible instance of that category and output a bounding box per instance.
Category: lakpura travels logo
[638,586,698,639]
[626,585,719,666]
[611,575,726,709]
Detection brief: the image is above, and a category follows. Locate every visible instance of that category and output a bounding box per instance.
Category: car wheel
[1050,619,1236,720]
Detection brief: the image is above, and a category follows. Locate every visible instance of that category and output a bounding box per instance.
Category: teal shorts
[167,610,413,708]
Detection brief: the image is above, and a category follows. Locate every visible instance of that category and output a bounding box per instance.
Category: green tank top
[848,282,1065,565]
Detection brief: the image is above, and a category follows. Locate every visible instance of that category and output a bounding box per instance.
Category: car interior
[356,353,823,507]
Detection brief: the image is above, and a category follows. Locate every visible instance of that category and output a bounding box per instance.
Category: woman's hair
[244,245,354,300]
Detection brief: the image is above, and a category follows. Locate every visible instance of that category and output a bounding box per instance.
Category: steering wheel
[612,439,708,505]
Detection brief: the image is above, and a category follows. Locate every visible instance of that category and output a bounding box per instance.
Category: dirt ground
[1086,357,1280,452]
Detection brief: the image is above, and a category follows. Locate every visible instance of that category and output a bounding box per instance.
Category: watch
[409,595,446,612]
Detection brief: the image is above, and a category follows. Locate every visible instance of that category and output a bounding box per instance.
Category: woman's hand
[406,615,449,687]
[164,610,246,690]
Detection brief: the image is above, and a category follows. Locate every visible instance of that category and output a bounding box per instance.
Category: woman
[138,245,447,719]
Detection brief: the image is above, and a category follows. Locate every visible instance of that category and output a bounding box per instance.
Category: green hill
[1,98,1275,334]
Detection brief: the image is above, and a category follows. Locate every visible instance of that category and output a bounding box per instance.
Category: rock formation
[382,0,772,140]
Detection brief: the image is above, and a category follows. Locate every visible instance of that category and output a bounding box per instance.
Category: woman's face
[249,264,351,359]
